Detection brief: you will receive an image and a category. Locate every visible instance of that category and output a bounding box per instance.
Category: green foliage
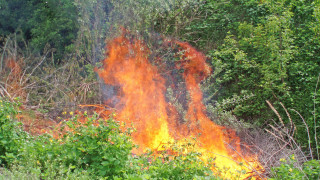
[124,143,216,179]
[0,99,218,179]
[286,0,320,152]
[0,162,92,180]
[28,0,78,61]
[177,0,267,49]
[0,99,133,178]
[146,0,271,50]
[0,0,33,39]
[197,0,320,155]
[271,155,320,180]
[2,0,320,178]
[0,98,27,166]
[19,114,133,178]
[73,0,110,64]
[0,0,78,61]
[108,0,203,40]
[207,3,295,123]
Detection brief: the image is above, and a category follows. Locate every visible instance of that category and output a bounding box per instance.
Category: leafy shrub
[124,148,217,179]
[18,114,133,179]
[271,155,320,180]
[28,0,79,61]
[0,99,228,179]
[0,163,92,180]
[23,115,216,179]
[0,98,27,166]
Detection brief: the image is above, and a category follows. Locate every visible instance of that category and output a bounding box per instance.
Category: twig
[266,100,284,126]
[20,67,30,85]
[264,140,289,165]
[279,102,295,136]
[291,109,313,159]
[225,143,265,180]
[285,133,308,161]
[0,37,9,72]
[0,84,12,99]
[265,128,287,145]
[313,73,320,159]
[23,51,49,85]
[269,125,288,146]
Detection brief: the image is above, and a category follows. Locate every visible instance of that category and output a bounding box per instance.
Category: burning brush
[94,31,265,179]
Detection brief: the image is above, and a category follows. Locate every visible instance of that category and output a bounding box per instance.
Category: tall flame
[97,33,263,179]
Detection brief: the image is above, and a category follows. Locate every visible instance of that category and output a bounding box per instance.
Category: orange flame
[4,58,27,100]
[96,33,264,179]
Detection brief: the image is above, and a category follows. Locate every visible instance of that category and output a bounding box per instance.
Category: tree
[28,0,79,62]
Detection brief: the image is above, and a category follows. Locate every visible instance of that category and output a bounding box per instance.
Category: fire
[4,58,27,100]
[96,33,264,179]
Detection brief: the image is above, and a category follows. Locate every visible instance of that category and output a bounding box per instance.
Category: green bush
[271,155,320,180]
[0,99,133,178]
[28,0,78,61]
[18,114,133,179]
[22,115,216,179]
[124,146,217,179]
[0,163,92,180]
[0,98,27,166]
[0,99,235,179]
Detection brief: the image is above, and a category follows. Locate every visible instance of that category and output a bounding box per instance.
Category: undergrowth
[0,98,216,179]
[1,98,319,179]
[270,155,320,180]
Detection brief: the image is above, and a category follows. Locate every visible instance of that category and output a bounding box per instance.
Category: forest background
[1,0,320,179]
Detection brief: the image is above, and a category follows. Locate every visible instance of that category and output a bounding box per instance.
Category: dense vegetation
[0,98,216,179]
[1,0,320,179]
